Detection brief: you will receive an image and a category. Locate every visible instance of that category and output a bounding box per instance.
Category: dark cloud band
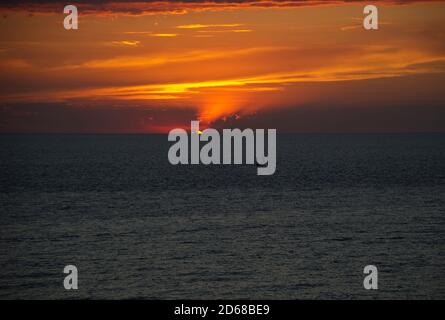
[0,0,441,15]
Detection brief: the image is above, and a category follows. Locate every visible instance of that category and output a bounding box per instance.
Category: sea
[0,133,444,299]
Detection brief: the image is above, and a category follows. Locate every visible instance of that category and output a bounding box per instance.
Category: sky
[0,0,444,133]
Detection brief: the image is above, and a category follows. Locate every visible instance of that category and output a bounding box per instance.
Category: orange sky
[1,1,445,133]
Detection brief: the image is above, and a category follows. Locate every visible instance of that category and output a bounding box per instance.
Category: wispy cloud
[177,23,244,29]
[54,47,288,70]
[111,40,141,47]
[148,33,178,37]
[123,31,154,35]
[197,29,252,33]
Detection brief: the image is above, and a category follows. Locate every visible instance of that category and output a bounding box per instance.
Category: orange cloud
[197,29,252,33]
[177,23,244,29]
[111,40,141,47]
[149,33,178,37]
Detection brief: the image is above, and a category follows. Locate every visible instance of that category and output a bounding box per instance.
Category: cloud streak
[0,0,442,16]
[176,24,244,29]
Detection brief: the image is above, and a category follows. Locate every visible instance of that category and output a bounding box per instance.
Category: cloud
[0,1,442,16]
[111,40,141,46]
[197,29,252,33]
[0,102,197,133]
[176,24,244,29]
[149,33,178,37]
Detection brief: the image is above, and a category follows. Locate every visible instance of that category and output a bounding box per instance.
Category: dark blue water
[0,134,444,299]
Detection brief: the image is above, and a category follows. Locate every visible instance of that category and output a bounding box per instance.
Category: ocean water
[0,133,444,299]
